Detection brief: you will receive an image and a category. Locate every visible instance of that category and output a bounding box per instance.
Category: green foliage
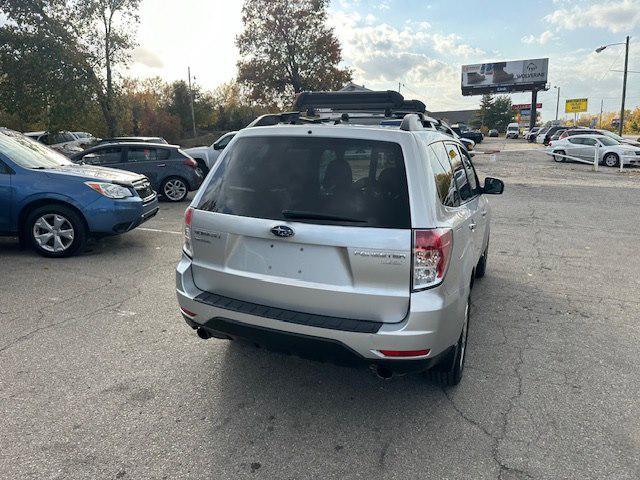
[236,0,352,107]
[0,0,141,136]
[473,94,514,131]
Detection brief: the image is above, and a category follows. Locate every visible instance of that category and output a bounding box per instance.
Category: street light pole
[188,67,197,138]
[554,86,560,121]
[619,35,630,137]
[596,36,630,136]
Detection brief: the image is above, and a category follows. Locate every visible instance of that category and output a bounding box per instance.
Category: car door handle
[157,163,166,167]
[469,222,477,231]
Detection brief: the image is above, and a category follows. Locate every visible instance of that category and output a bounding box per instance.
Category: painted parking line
[137,227,182,235]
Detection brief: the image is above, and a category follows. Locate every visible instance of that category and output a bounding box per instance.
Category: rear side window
[127,147,157,162]
[428,144,458,207]
[198,136,410,228]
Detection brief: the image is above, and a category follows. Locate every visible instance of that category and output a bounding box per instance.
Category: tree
[490,96,515,132]
[236,0,352,106]
[470,94,494,129]
[0,0,141,136]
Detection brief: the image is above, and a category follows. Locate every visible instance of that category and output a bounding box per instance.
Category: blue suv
[0,129,159,257]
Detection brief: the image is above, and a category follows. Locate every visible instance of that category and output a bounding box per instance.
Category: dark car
[541,126,569,145]
[558,128,595,139]
[97,136,168,145]
[0,129,159,257]
[451,124,483,144]
[488,129,499,137]
[72,143,203,202]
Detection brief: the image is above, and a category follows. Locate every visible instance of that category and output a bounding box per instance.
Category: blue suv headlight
[85,181,133,199]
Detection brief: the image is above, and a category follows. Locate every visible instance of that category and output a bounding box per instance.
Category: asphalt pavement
[1,137,639,479]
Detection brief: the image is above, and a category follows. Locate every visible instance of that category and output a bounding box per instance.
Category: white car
[549,134,640,167]
[183,131,237,174]
[23,130,91,155]
[506,123,519,139]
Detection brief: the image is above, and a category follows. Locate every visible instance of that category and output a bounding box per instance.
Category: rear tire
[553,150,565,162]
[26,204,87,257]
[475,240,488,278]
[161,176,189,202]
[427,297,470,386]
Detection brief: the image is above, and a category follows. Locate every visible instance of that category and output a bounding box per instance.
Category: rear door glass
[198,136,410,228]
[441,142,475,202]
[127,147,158,163]
[429,143,458,207]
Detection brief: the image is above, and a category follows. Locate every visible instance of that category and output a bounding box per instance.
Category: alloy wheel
[163,179,187,201]
[32,214,75,253]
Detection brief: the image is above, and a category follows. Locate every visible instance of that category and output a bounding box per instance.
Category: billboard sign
[512,103,542,110]
[461,58,549,96]
[565,98,588,113]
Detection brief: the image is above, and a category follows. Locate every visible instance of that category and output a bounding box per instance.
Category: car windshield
[0,131,72,168]
[599,131,623,141]
[198,136,411,228]
[598,137,619,146]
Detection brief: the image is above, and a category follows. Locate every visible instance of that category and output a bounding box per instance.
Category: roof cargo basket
[293,90,425,115]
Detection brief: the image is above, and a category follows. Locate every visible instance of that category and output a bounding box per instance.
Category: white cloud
[132,47,164,68]
[544,0,640,33]
[521,30,555,45]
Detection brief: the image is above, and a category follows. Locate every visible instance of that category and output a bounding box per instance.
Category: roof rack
[245,90,428,132]
[293,90,426,115]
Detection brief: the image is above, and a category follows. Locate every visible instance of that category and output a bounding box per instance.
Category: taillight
[183,157,197,168]
[183,207,193,257]
[412,228,453,291]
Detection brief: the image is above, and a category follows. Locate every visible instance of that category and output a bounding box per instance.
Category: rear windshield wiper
[281,209,366,223]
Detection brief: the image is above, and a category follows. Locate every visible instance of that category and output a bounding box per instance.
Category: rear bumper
[176,254,465,371]
[184,314,451,374]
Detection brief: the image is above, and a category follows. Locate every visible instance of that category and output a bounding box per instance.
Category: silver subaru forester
[176,113,503,385]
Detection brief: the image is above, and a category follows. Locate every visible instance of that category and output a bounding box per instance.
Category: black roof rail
[247,112,300,128]
[293,90,425,115]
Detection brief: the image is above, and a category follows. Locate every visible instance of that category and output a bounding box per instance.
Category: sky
[129,0,640,122]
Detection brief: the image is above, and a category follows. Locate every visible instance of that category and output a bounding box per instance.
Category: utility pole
[188,67,197,138]
[554,86,560,121]
[619,35,629,136]
[398,82,402,94]
[530,88,538,130]
[599,99,604,128]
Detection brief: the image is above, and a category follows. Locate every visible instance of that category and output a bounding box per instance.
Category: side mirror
[483,177,504,195]
[213,142,222,150]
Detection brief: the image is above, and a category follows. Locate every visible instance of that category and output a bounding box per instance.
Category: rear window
[197,136,410,228]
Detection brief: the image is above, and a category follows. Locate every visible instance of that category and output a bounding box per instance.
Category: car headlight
[622,150,635,155]
[85,182,133,199]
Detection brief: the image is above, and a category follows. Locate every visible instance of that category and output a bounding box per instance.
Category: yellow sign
[565,98,588,113]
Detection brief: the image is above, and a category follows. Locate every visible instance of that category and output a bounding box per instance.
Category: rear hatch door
[190,133,413,323]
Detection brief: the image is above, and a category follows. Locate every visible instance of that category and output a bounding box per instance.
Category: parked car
[526,127,540,142]
[506,123,519,139]
[72,142,203,202]
[558,128,595,139]
[176,109,504,385]
[382,117,476,152]
[0,128,159,257]
[183,131,237,175]
[451,124,483,144]
[71,131,99,145]
[23,130,89,156]
[595,129,640,148]
[536,126,568,145]
[488,129,499,137]
[97,136,168,145]
[549,134,640,167]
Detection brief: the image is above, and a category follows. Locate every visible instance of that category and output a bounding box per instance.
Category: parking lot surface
[2,138,640,479]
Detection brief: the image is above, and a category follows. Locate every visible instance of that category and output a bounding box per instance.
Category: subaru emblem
[271,225,295,238]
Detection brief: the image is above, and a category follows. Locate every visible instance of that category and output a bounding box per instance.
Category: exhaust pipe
[375,365,393,380]
[196,327,211,340]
